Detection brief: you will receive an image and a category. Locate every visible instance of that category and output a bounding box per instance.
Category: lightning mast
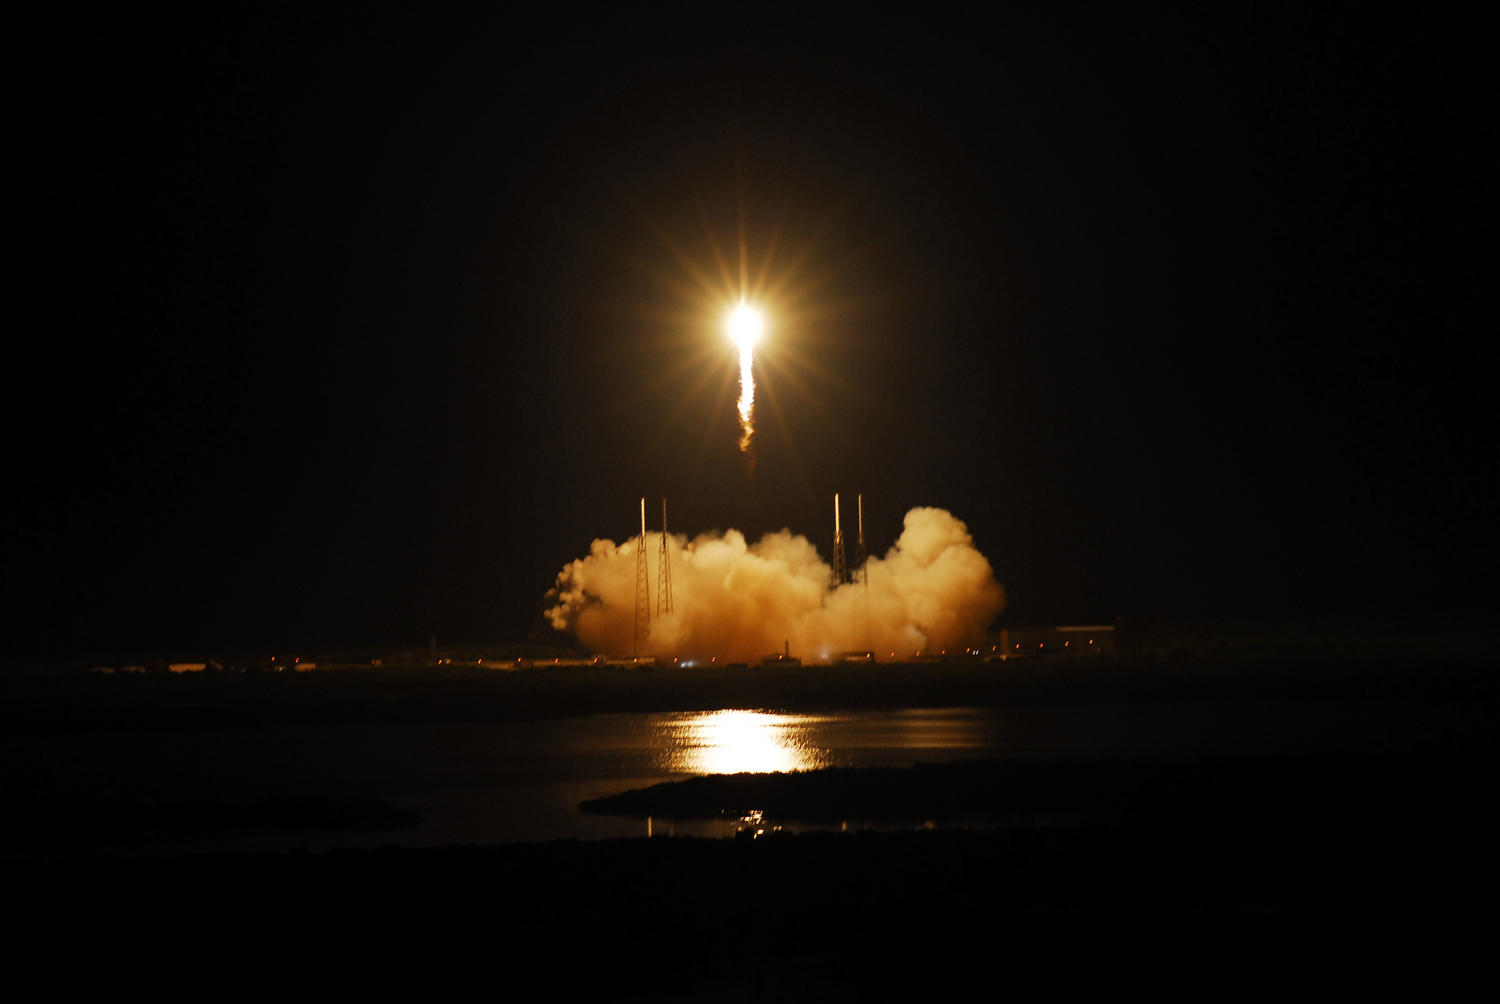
[832,493,847,585]
[657,499,673,617]
[855,493,868,585]
[857,493,870,653]
[634,497,651,658]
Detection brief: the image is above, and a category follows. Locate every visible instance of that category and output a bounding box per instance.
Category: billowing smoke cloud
[545,507,1005,662]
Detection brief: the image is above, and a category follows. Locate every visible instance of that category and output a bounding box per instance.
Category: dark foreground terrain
[10,817,1492,998]
[12,746,1498,998]
[5,641,1493,996]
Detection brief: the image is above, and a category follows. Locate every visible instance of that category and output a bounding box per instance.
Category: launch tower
[657,499,673,616]
[833,493,847,585]
[634,497,651,657]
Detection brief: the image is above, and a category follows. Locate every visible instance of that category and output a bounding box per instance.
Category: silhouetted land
[11,820,1491,996]
[0,796,420,853]
[581,753,1495,828]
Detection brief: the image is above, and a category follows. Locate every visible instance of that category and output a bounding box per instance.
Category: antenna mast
[857,493,870,653]
[657,499,673,616]
[832,493,847,585]
[634,498,651,657]
[855,493,868,585]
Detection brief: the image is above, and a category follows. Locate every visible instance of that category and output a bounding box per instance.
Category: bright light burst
[727,302,764,350]
[727,302,764,452]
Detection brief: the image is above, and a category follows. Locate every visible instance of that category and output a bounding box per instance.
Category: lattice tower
[657,499,673,616]
[633,497,651,657]
[832,493,847,585]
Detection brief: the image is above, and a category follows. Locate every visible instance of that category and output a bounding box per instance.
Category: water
[4,700,1484,852]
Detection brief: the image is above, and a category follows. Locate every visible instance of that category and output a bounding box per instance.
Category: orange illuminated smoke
[726,302,763,453]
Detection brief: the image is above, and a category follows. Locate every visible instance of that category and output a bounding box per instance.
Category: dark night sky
[7,5,1495,656]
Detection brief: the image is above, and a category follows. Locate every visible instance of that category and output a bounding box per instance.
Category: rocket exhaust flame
[546,507,1006,663]
[727,302,763,455]
[736,340,755,452]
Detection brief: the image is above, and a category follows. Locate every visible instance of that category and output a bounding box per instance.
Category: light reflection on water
[653,710,838,774]
[647,707,1007,776]
[12,701,1473,850]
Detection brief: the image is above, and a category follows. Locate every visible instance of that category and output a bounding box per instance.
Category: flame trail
[736,339,755,451]
[727,302,764,455]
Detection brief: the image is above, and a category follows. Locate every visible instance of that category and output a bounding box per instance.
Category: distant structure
[761,640,801,666]
[832,493,847,585]
[634,497,651,657]
[657,499,673,617]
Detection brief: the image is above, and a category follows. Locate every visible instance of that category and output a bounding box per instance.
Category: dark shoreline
[580,752,1497,828]
[0,796,422,855]
[2,652,1493,735]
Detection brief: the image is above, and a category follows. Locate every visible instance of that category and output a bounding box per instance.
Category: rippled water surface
[6,701,1483,850]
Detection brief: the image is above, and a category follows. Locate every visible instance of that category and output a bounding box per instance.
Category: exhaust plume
[727,302,762,458]
[546,507,1006,662]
